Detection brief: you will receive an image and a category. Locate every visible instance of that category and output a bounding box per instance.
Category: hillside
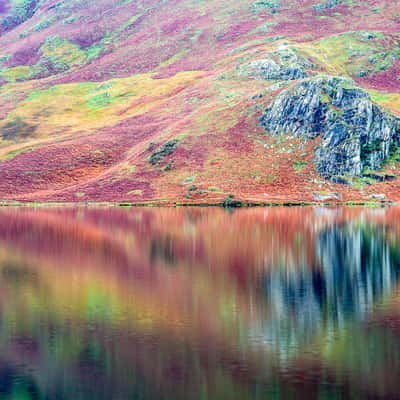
[1,0,400,203]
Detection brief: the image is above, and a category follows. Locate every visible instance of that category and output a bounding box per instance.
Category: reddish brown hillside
[1,0,400,203]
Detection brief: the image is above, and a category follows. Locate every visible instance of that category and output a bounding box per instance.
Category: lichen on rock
[260,76,400,180]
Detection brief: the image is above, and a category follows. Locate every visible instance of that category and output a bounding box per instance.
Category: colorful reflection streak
[0,207,399,399]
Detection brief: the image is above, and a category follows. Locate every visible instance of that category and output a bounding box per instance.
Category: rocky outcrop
[247,46,314,81]
[149,139,179,166]
[260,76,400,179]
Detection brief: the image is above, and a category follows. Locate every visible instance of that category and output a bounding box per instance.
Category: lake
[0,206,399,399]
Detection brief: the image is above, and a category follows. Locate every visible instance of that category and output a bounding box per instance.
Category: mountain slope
[1,0,400,203]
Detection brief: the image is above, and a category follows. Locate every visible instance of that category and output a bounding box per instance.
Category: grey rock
[369,194,386,200]
[247,46,314,81]
[331,176,350,185]
[260,76,400,180]
[364,172,396,182]
[355,70,368,77]
[313,191,341,201]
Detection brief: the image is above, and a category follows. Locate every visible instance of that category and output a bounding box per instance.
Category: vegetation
[0,0,400,204]
[149,140,179,166]
[1,0,39,32]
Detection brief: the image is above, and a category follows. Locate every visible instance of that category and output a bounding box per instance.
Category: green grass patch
[127,189,143,195]
[293,159,308,173]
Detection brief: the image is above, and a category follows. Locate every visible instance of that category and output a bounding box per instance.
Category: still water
[0,206,399,399]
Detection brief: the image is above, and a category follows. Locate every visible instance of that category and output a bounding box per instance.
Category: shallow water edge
[0,200,395,208]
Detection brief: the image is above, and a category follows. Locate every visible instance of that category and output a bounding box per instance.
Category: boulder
[260,76,400,180]
[369,194,386,200]
[313,191,342,201]
[247,46,314,81]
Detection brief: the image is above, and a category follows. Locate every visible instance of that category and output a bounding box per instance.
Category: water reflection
[0,207,398,399]
[262,221,400,358]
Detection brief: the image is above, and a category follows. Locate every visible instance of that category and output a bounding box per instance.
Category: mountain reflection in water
[0,207,398,399]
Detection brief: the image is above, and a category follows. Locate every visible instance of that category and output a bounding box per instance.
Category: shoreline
[0,200,394,208]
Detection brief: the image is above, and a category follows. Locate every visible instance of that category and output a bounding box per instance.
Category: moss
[320,93,331,103]
[293,159,308,173]
[360,139,382,165]
[208,187,223,192]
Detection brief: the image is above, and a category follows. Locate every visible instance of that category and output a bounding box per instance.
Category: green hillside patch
[0,65,42,82]
[368,91,391,104]
[40,35,87,71]
[0,146,35,163]
[1,71,201,137]
[293,159,308,173]
[0,36,88,82]
[86,33,114,61]
[302,31,400,77]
